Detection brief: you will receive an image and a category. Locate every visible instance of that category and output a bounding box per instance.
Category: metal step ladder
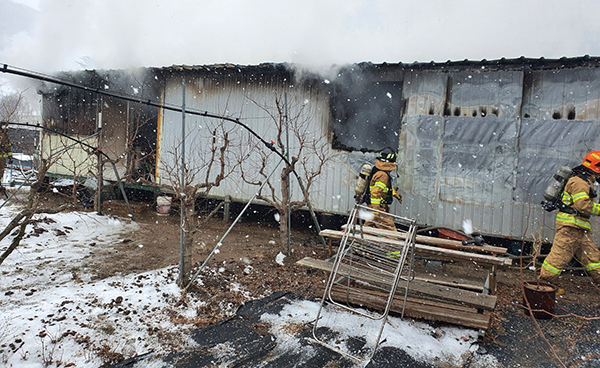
[310,204,417,363]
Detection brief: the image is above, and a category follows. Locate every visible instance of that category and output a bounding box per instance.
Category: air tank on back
[354,163,373,199]
[543,165,572,202]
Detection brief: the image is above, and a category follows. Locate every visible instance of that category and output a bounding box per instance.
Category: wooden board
[297,257,496,310]
[329,285,492,330]
[299,256,484,292]
[341,224,507,255]
[320,229,512,266]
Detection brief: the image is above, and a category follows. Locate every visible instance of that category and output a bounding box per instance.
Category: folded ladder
[310,203,417,363]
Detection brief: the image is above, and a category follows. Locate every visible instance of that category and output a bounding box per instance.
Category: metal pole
[96,95,103,215]
[179,76,186,286]
[285,92,291,254]
[109,162,134,220]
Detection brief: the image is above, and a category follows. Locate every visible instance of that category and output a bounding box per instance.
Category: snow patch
[260,300,497,367]
[275,252,286,266]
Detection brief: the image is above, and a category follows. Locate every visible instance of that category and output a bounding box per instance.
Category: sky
[2,0,600,77]
[2,0,600,114]
[0,187,498,367]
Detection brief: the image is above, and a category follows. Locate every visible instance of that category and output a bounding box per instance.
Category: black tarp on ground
[108,291,433,368]
[109,290,600,368]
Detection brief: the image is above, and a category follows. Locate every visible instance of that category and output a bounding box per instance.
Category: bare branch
[0,90,30,123]
[241,89,334,252]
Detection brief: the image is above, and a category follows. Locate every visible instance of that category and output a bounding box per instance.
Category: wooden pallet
[300,226,512,330]
[298,256,494,330]
[329,285,492,330]
[320,228,511,295]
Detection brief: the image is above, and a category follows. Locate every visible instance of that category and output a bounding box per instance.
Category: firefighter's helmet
[378,147,397,163]
[583,151,600,174]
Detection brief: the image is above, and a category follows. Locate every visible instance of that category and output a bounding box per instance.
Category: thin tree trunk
[0,209,34,265]
[0,212,33,265]
[178,199,194,287]
[280,175,290,253]
[0,160,49,266]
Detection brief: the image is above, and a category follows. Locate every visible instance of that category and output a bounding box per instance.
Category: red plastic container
[523,281,558,319]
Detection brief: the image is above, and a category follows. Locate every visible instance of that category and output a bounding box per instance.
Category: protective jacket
[368,159,396,209]
[363,159,398,232]
[556,171,600,231]
[540,166,600,283]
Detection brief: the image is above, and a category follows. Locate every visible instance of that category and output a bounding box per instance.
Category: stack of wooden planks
[298,226,512,330]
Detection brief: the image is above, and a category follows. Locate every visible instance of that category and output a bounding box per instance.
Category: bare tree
[160,118,241,287]
[0,90,31,123]
[240,92,333,253]
[0,90,32,188]
[123,105,156,184]
[117,71,159,184]
[38,132,98,206]
[0,85,96,264]
[0,129,63,266]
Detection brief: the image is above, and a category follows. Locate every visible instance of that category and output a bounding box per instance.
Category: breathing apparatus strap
[557,202,590,219]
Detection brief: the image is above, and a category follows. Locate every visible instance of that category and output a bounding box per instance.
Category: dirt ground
[36,192,600,367]
[73,196,332,325]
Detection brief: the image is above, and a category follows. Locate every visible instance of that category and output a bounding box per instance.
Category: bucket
[523,281,558,319]
[156,196,172,215]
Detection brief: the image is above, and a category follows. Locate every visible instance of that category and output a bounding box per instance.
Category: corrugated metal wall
[154,62,600,243]
[399,65,600,243]
[157,70,358,215]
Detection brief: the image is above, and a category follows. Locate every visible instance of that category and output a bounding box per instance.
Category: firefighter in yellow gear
[540,151,600,284]
[364,147,403,232]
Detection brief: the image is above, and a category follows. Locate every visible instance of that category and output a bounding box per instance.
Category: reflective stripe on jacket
[369,180,389,205]
[557,175,600,230]
[368,159,396,206]
[542,259,561,275]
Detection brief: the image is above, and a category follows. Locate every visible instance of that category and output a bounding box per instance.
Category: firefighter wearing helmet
[540,151,600,284]
[364,147,403,232]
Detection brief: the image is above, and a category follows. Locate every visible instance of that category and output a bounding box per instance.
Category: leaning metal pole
[184,158,285,291]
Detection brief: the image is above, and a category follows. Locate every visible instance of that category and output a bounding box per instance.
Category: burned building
[37,56,600,244]
[38,68,161,185]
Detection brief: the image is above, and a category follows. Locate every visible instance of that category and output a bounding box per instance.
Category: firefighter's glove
[392,187,402,203]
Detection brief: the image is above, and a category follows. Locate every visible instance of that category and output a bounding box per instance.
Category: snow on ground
[260,299,495,367]
[0,193,499,367]
[0,199,203,367]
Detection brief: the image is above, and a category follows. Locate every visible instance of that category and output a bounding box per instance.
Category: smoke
[2,0,600,77]
[2,0,600,110]
[330,65,402,151]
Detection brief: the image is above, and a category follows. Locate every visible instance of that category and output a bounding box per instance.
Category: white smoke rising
[2,0,600,77]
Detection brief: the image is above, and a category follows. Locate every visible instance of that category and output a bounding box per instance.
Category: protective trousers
[540,226,600,283]
[364,204,397,232]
